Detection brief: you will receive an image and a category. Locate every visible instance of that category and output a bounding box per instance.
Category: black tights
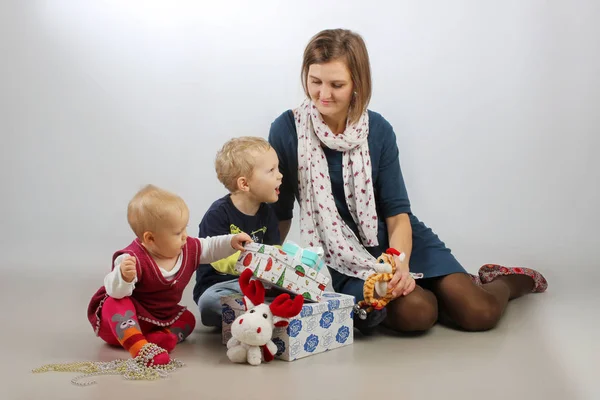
[383,273,534,332]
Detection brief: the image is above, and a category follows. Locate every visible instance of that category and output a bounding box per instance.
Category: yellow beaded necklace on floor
[32,343,184,386]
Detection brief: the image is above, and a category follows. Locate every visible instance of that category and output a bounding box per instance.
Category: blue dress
[268,109,467,301]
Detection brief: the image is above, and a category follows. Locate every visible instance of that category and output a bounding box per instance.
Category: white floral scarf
[294,98,380,280]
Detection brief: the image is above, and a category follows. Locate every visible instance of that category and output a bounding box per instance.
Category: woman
[268,29,547,334]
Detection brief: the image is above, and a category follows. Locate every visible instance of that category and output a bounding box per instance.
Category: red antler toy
[270,294,305,327]
[239,268,265,308]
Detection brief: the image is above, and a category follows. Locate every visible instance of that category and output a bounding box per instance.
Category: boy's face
[144,207,189,259]
[246,148,283,204]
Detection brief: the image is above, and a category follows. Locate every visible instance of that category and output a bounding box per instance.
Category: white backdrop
[1,0,598,279]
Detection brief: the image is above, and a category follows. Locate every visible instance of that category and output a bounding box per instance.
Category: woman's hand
[387,254,416,298]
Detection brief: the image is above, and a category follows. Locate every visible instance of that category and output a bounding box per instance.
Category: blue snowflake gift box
[221,291,354,361]
[235,242,330,302]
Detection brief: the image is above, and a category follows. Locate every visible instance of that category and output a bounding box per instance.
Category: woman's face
[307,60,354,123]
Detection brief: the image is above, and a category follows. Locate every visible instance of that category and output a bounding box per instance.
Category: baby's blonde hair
[127,184,188,239]
[215,136,272,192]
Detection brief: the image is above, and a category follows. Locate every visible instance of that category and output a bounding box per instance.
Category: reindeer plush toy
[227,269,304,366]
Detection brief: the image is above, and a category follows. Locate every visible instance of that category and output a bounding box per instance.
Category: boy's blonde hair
[127,184,188,239]
[215,136,272,192]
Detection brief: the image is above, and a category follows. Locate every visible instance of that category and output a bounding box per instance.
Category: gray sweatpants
[196,280,241,328]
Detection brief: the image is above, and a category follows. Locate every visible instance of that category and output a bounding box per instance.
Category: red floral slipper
[469,273,482,286]
[478,264,548,293]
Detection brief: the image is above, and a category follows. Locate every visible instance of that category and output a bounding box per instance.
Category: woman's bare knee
[384,288,438,332]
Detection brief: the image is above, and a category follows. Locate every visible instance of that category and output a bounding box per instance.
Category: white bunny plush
[226,269,304,366]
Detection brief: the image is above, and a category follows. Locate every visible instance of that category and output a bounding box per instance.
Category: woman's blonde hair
[301,29,372,125]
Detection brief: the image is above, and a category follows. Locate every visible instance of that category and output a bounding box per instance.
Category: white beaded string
[32,343,184,386]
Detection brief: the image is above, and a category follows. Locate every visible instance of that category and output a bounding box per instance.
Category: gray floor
[2,268,597,400]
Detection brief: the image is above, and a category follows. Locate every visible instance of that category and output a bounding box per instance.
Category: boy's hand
[120,256,137,283]
[231,232,253,251]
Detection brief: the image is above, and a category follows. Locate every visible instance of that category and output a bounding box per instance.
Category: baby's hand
[231,232,253,251]
[120,256,137,283]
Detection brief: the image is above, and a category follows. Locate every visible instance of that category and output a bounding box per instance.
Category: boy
[193,137,283,328]
[87,184,252,365]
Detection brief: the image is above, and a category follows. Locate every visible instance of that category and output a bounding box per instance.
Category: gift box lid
[297,292,355,318]
[222,292,354,318]
[240,242,290,265]
[239,243,330,286]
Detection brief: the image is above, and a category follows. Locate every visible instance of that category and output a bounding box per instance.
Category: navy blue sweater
[268,109,412,259]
